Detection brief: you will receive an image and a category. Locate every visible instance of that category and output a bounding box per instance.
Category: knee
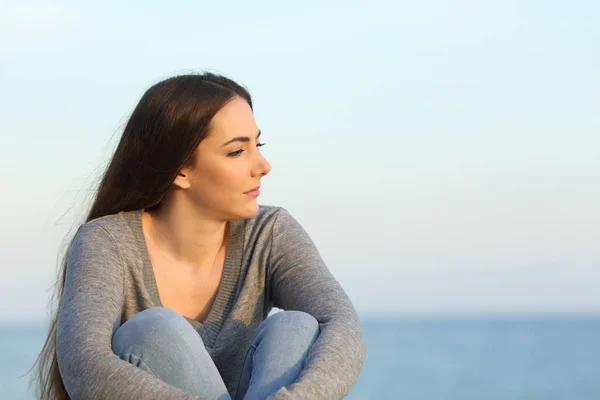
[111,308,224,395]
[262,310,320,340]
[112,307,202,356]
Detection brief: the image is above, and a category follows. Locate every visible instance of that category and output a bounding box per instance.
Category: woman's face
[176,96,271,220]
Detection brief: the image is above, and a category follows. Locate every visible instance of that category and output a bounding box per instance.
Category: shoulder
[73,210,139,253]
[80,210,128,234]
[239,204,296,248]
[244,204,313,247]
[245,204,296,231]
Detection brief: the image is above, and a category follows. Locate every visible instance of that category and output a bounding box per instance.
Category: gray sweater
[56,205,366,399]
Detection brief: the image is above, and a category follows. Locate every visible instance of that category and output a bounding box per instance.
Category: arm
[56,223,201,400]
[266,208,367,400]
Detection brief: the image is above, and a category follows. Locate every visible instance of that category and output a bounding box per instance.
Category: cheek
[199,164,245,199]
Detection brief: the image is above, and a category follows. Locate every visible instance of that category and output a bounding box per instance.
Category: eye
[228,142,266,157]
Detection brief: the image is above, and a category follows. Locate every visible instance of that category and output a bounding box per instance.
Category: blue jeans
[111,307,320,399]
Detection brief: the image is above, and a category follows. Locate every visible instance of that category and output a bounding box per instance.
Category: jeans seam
[233,343,258,400]
[248,344,258,386]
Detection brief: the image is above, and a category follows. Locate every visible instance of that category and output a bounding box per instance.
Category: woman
[31,72,366,399]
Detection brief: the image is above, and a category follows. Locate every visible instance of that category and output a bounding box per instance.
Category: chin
[231,201,259,220]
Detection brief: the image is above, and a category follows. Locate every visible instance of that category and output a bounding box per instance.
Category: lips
[244,185,261,194]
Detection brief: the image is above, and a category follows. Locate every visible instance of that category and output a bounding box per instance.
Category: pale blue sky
[1,0,598,322]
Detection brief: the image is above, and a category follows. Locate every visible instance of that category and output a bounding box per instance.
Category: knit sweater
[56,205,366,399]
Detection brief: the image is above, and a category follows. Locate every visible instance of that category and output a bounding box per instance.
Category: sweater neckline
[128,208,245,348]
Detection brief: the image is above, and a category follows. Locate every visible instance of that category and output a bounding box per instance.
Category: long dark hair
[29,72,252,399]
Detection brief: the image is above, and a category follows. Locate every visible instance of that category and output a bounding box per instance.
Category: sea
[2,316,599,399]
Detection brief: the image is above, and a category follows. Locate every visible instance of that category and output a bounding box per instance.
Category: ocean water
[2,317,599,399]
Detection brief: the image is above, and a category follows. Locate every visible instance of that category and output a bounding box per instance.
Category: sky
[1,0,599,322]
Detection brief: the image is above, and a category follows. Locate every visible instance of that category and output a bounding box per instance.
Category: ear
[173,168,192,190]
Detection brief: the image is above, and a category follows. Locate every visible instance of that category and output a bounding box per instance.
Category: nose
[253,151,271,177]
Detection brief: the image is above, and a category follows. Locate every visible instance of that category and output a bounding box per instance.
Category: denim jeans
[111,307,320,399]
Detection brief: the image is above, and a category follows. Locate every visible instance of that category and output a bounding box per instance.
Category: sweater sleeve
[266,208,367,400]
[56,223,201,400]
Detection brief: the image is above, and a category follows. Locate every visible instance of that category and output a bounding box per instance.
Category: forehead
[206,96,257,143]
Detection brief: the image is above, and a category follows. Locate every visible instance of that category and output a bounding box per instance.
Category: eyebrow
[221,130,261,147]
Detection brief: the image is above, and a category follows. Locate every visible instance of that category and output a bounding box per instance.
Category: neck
[143,196,229,274]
